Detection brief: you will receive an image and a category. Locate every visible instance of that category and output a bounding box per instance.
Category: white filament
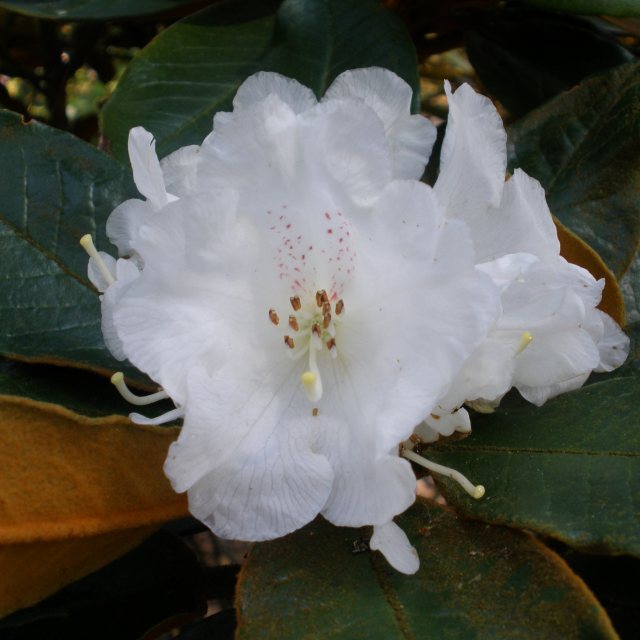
[111,371,169,406]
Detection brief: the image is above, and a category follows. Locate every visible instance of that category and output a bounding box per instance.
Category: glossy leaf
[467,8,633,118]
[0,110,137,375]
[0,395,186,615]
[237,499,616,639]
[508,61,640,278]
[0,0,205,20]
[425,375,640,556]
[523,0,640,16]
[101,0,419,161]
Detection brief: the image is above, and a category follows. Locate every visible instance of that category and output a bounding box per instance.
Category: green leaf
[424,376,640,556]
[507,61,640,278]
[523,0,640,16]
[0,110,136,375]
[0,0,205,20]
[101,0,419,162]
[237,499,616,639]
[0,357,174,418]
[466,8,634,118]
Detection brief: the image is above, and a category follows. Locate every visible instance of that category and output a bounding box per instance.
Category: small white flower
[83,69,500,574]
[417,81,629,441]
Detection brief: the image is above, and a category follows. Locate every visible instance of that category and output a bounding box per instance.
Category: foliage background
[0,0,639,638]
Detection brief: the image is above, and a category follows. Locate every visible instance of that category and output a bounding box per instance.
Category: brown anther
[320,290,329,305]
[430,413,441,420]
[268,309,279,325]
[322,301,331,315]
[288,315,299,331]
[312,408,319,417]
[335,299,344,315]
[409,434,421,444]
[326,337,336,351]
[312,323,321,336]
[284,335,295,349]
[315,290,324,307]
[290,295,301,311]
[323,313,331,329]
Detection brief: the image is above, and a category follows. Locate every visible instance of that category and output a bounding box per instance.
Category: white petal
[233,71,317,113]
[164,364,333,541]
[435,81,507,219]
[160,144,200,197]
[370,520,419,575]
[87,251,116,292]
[106,198,153,257]
[414,408,471,443]
[592,310,630,372]
[517,372,590,406]
[472,169,561,263]
[128,127,168,208]
[324,67,435,179]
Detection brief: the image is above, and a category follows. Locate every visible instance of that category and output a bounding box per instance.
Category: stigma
[269,288,344,403]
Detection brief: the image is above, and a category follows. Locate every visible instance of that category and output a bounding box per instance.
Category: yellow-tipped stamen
[80,234,115,286]
[111,372,169,406]
[402,448,485,500]
[516,331,533,355]
[301,339,323,402]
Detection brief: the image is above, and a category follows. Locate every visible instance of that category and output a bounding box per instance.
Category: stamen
[320,290,329,305]
[315,290,324,307]
[312,408,319,417]
[284,335,295,349]
[129,407,184,426]
[335,299,344,315]
[322,301,331,315]
[402,448,485,500]
[111,372,168,406]
[327,337,338,359]
[80,234,115,287]
[516,331,533,355]
[323,312,331,329]
[289,315,299,331]
[269,309,279,325]
[290,295,301,311]
[312,323,321,336]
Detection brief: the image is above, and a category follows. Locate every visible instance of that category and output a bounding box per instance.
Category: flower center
[268,289,344,403]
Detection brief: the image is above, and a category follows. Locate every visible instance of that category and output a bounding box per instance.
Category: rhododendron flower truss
[417,80,629,443]
[83,68,501,575]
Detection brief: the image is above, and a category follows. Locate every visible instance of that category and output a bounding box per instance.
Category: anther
[288,315,299,331]
[315,290,324,307]
[516,331,533,355]
[269,309,279,325]
[111,372,169,406]
[284,335,295,349]
[323,313,331,329]
[320,290,329,305]
[322,301,331,315]
[80,234,115,287]
[290,295,301,311]
[402,448,485,500]
[335,299,344,315]
[312,323,321,336]
[312,408,319,417]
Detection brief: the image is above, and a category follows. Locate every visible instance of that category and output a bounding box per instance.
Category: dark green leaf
[0,0,207,20]
[237,499,616,639]
[0,110,137,375]
[0,532,206,640]
[507,61,640,278]
[0,357,174,417]
[523,0,640,17]
[101,0,419,161]
[425,376,640,556]
[466,8,634,118]
[174,609,236,640]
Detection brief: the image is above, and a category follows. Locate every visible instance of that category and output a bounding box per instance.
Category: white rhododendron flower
[82,68,500,574]
[417,81,629,442]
